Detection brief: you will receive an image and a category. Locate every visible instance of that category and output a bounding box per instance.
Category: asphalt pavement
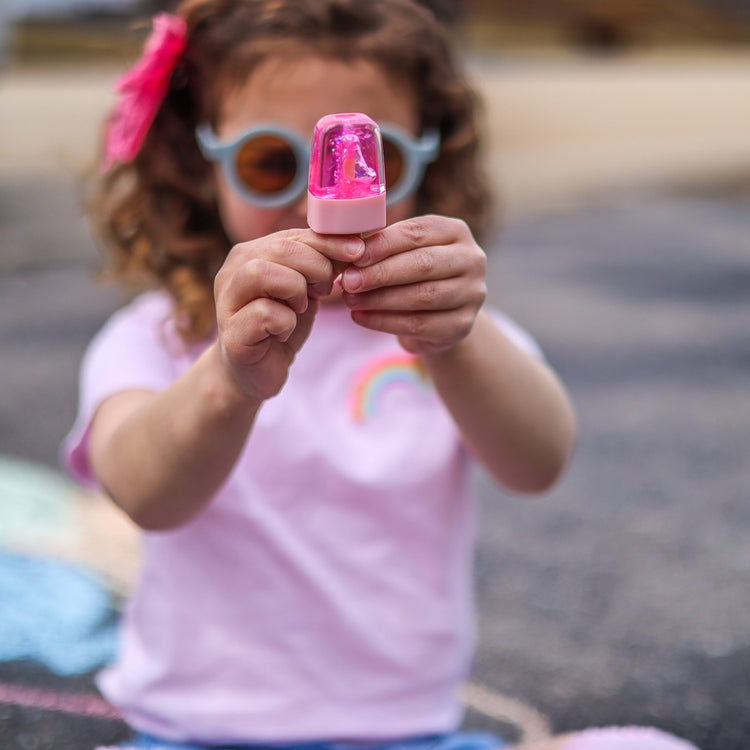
[1,58,749,750]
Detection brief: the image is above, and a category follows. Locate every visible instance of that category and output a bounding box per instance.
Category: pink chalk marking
[0,681,122,720]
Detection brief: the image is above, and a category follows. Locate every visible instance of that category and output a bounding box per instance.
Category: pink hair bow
[101,13,187,171]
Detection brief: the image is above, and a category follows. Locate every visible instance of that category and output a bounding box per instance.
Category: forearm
[421,310,577,494]
[90,343,261,530]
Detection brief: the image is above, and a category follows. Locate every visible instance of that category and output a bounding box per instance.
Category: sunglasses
[196,121,440,209]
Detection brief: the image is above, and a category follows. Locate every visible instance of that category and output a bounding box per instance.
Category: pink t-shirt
[62,291,541,745]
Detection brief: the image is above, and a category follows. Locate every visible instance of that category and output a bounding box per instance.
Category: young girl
[63,2,697,749]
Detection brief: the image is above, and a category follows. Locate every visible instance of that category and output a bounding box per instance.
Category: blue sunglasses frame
[196,121,440,209]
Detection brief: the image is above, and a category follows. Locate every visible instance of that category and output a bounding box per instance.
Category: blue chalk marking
[0,552,118,675]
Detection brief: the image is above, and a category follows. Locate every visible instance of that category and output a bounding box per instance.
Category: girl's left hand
[340,215,487,355]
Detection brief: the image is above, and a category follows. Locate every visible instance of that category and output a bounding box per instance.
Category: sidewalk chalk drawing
[0,455,78,546]
[0,455,121,677]
[0,552,119,675]
[0,680,121,720]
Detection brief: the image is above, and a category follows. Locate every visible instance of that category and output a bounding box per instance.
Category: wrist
[416,315,482,371]
[202,343,263,417]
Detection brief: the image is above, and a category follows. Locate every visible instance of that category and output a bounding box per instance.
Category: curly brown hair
[90,0,492,341]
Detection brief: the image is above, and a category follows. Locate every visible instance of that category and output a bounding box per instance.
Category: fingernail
[346,237,365,258]
[343,267,362,291]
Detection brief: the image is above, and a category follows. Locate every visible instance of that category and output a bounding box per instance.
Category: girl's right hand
[213,229,365,403]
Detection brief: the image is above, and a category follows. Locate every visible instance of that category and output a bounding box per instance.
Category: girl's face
[213,54,419,244]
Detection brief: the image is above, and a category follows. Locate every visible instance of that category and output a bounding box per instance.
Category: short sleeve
[60,292,186,488]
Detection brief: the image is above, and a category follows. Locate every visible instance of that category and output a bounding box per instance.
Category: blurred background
[1,1,749,749]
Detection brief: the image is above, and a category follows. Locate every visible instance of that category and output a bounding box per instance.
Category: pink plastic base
[307,192,386,235]
[562,726,699,750]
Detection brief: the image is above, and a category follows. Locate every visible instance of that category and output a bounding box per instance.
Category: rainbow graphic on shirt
[349,352,432,423]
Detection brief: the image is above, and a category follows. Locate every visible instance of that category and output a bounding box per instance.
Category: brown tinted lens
[382,137,404,188]
[235,134,297,194]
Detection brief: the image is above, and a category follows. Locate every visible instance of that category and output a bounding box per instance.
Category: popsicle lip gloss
[307,113,387,235]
